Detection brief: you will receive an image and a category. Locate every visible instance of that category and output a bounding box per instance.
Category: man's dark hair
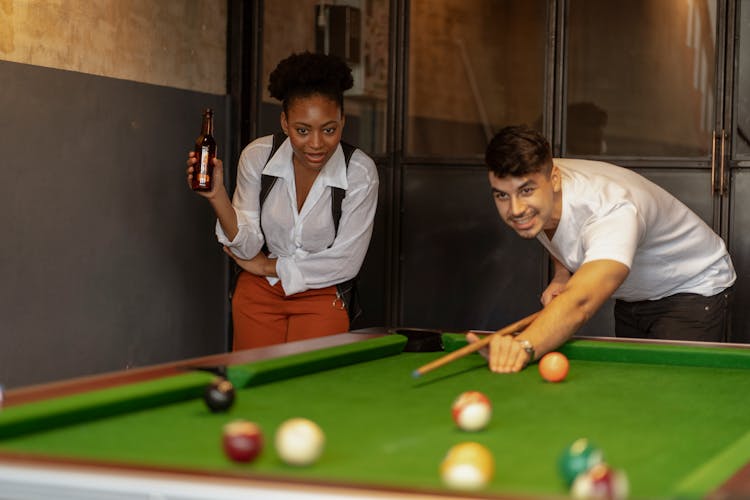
[485,125,553,178]
[268,51,354,114]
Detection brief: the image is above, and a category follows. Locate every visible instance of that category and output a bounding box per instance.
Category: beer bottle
[192,108,217,191]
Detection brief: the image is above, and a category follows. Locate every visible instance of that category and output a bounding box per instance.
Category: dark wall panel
[400,166,546,331]
[635,168,715,226]
[353,164,389,328]
[0,61,229,388]
[729,169,750,343]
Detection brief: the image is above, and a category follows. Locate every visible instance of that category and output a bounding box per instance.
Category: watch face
[517,340,534,363]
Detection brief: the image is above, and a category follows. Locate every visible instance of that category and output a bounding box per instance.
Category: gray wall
[729,169,750,343]
[0,61,229,388]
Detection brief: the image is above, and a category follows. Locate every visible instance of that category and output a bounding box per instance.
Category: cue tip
[411,369,422,379]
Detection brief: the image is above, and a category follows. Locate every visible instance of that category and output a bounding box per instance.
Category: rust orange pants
[231,272,349,351]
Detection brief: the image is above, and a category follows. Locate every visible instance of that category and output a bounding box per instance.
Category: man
[469,125,736,373]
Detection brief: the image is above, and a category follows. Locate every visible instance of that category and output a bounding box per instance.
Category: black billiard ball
[203,378,235,412]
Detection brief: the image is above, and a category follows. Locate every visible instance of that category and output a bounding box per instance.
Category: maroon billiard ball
[203,378,235,413]
[222,420,263,462]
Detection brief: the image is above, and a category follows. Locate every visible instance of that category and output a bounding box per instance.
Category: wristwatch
[516,339,535,365]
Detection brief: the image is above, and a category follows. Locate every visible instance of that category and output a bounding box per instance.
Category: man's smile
[510,212,536,230]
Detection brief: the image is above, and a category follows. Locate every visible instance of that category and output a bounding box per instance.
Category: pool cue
[411,311,540,378]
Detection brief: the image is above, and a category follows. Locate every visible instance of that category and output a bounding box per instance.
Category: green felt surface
[1,335,750,499]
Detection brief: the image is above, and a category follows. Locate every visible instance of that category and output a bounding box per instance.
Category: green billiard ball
[558,438,604,487]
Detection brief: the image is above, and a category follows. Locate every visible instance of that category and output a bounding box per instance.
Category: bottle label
[198,146,210,185]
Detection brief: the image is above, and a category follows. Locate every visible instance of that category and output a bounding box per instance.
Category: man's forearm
[520,259,629,359]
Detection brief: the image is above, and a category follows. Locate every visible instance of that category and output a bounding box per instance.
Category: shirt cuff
[215,222,260,260]
[276,256,306,296]
[215,220,236,246]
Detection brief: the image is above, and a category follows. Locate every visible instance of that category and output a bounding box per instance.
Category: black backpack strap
[258,132,288,253]
[329,141,356,241]
[340,141,356,164]
[259,175,278,209]
[259,132,287,206]
[331,187,345,241]
[271,131,288,156]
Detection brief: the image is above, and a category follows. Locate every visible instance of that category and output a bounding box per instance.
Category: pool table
[1,330,750,499]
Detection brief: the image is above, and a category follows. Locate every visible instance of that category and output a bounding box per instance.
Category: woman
[186,52,379,350]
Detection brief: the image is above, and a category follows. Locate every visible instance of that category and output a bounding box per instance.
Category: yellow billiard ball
[440,442,494,490]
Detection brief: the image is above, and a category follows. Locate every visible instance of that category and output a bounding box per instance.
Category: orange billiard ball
[539,352,569,382]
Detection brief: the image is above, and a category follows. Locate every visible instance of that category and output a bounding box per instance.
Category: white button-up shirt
[217,135,379,296]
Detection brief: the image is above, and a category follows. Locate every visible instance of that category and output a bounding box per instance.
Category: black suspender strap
[258,132,286,254]
[258,131,287,209]
[331,141,356,236]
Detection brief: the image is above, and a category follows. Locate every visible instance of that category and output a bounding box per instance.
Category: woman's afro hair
[268,51,354,107]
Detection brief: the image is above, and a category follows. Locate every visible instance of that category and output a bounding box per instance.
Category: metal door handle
[719,130,727,196]
[711,130,716,195]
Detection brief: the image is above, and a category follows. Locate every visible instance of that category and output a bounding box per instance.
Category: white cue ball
[275,417,325,466]
[451,391,492,432]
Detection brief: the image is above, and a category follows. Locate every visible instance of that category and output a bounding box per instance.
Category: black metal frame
[227,0,746,333]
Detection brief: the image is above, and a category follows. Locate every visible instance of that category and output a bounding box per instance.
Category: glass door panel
[566,0,717,157]
[736,0,750,158]
[407,0,547,157]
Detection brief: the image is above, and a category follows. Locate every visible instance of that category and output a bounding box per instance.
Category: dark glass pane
[261,0,389,154]
[567,0,716,157]
[737,0,750,157]
[407,0,546,157]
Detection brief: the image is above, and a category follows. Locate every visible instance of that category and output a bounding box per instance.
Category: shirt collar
[262,137,348,190]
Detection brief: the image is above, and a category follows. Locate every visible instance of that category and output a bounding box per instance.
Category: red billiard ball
[451,391,492,432]
[204,378,235,412]
[222,420,263,462]
[539,352,569,383]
